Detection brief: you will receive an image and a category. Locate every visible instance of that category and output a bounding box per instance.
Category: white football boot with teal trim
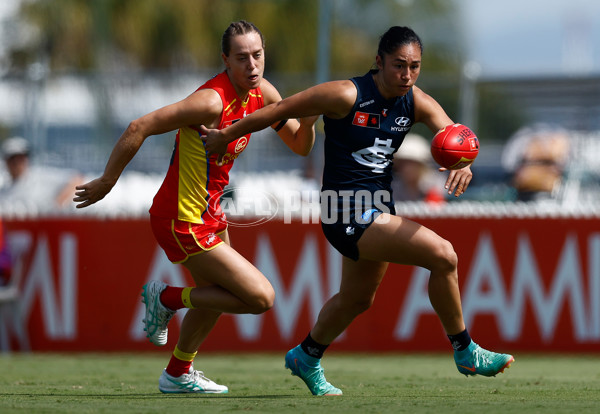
[159,367,229,394]
[141,280,176,346]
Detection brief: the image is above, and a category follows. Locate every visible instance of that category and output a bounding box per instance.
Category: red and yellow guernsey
[150,71,264,224]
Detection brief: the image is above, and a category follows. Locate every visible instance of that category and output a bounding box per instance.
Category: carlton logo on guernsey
[149,71,264,225]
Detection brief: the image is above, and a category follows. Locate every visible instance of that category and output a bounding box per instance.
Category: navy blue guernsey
[322,70,415,193]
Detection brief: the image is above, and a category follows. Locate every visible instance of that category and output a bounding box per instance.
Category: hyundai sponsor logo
[394,117,411,127]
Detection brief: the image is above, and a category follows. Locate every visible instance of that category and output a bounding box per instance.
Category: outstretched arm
[73,89,222,208]
[73,120,149,208]
[200,80,356,157]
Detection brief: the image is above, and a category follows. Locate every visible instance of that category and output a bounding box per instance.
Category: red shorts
[150,215,227,263]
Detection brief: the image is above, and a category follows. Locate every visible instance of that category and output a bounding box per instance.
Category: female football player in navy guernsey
[74,21,318,394]
[201,26,514,396]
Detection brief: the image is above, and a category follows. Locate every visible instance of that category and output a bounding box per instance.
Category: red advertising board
[1,216,599,353]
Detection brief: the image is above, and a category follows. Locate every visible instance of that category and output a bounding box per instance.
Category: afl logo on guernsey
[234,136,248,153]
[223,118,240,128]
[352,111,380,129]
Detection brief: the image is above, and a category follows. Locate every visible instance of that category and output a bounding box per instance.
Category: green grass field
[1,352,598,413]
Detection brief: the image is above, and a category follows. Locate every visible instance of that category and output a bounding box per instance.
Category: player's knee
[431,239,458,273]
[248,286,275,314]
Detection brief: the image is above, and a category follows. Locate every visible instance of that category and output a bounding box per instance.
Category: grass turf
[1,352,599,413]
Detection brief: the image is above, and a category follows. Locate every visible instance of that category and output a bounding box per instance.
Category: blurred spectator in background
[501,124,570,202]
[0,136,82,212]
[2,137,30,185]
[0,220,10,286]
[392,133,445,203]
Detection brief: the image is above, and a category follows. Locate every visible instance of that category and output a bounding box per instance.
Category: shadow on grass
[0,392,296,399]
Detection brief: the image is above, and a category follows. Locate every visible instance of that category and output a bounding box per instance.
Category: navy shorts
[321,203,396,261]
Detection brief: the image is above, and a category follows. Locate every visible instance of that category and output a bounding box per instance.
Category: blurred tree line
[9,0,457,74]
[4,0,522,141]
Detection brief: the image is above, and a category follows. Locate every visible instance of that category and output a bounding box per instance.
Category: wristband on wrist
[274,119,288,131]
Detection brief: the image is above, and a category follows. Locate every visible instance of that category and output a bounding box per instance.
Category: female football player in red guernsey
[202,26,514,396]
[74,21,317,394]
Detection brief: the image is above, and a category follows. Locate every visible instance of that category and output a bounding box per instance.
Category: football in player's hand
[430,124,479,170]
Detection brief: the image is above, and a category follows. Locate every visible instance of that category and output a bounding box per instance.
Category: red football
[430,123,479,169]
